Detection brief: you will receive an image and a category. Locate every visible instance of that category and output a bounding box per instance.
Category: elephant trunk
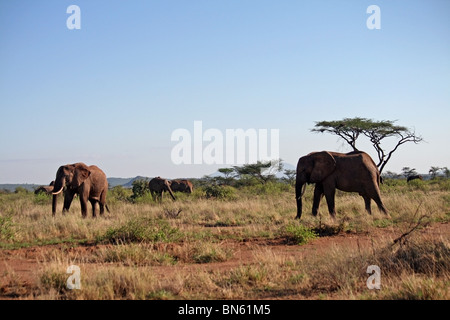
[167,186,176,201]
[52,177,65,195]
[52,193,58,216]
[52,176,65,216]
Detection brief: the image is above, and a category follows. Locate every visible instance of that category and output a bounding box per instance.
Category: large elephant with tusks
[52,163,109,218]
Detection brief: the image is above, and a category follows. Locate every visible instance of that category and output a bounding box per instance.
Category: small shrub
[109,186,132,203]
[191,243,232,264]
[34,192,52,205]
[281,223,317,245]
[191,187,206,199]
[132,192,155,204]
[407,179,428,192]
[437,179,450,192]
[204,185,237,200]
[14,187,29,194]
[130,179,150,202]
[375,238,450,276]
[39,270,68,294]
[226,265,269,286]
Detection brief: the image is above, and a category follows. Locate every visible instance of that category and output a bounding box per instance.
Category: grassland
[0,179,449,300]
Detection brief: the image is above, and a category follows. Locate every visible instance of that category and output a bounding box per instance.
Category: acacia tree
[233,159,283,184]
[429,166,441,179]
[442,167,450,179]
[216,168,237,185]
[401,167,418,178]
[311,117,423,174]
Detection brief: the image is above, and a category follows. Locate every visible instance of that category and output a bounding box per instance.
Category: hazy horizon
[1,1,449,184]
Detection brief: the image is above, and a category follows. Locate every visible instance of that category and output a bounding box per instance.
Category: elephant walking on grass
[149,177,176,202]
[52,163,109,218]
[295,151,388,220]
[407,175,423,182]
[170,179,194,193]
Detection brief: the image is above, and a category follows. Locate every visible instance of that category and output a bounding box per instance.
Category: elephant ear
[72,163,91,188]
[310,151,336,183]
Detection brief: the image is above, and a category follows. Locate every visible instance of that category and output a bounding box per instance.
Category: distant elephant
[35,181,55,195]
[170,179,194,193]
[52,163,109,218]
[295,151,388,219]
[149,177,176,202]
[407,175,423,182]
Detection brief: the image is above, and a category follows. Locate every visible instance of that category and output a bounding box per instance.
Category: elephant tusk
[52,187,64,195]
[301,184,307,196]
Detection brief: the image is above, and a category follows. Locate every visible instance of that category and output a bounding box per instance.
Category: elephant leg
[363,195,372,215]
[324,188,336,218]
[372,192,388,215]
[63,191,75,214]
[99,202,105,215]
[90,199,98,218]
[99,191,107,215]
[312,184,324,216]
[79,196,88,218]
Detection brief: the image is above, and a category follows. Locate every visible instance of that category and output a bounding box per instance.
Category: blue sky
[1,0,449,183]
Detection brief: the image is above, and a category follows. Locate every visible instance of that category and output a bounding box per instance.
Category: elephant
[35,181,55,195]
[52,163,109,218]
[407,175,423,182]
[295,151,388,219]
[170,179,194,193]
[149,177,176,202]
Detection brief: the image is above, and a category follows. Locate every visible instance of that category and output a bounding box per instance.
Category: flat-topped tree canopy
[311,117,423,174]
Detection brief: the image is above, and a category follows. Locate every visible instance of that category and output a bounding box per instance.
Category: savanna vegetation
[0,175,449,300]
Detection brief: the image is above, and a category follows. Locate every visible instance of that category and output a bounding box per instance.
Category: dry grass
[0,181,449,299]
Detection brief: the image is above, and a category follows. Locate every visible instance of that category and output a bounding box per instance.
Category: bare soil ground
[1,221,448,300]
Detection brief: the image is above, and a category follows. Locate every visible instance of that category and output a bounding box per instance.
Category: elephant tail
[105,204,110,213]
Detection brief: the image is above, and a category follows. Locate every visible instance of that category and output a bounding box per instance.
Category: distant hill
[0,184,40,192]
[108,176,151,188]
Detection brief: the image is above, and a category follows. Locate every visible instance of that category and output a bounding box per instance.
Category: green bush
[204,185,237,200]
[407,179,428,192]
[131,192,155,204]
[191,187,206,199]
[281,223,317,245]
[109,186,132,203]
[436,179,450,192]
[14,187,29,194]
[130,179,150,201]
[34,192,52,205]
[382,179,407,187]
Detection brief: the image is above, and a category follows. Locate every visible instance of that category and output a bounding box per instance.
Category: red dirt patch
[0,222,448,299]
